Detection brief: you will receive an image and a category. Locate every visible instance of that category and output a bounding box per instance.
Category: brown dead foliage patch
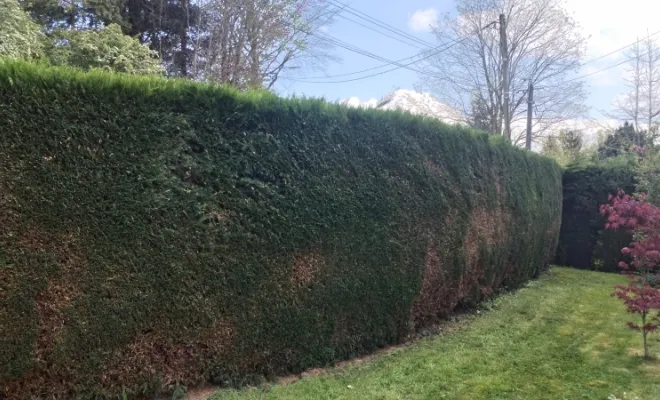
[291,252,325,286]
[33,233,85,360]
[34,280,76,361]
[426,160,449,180]
[410,232,454,329]
[0,178,21,292]
[544,215,562,263]
[411,189,513,332]
[410,211,462,330]
[101,319,235,392]
[0,204,17,321]
[464,206,509,270]
[205,208,229,223]
[16,227,48,250]
[107,332,201,387]
[408,174,519,332]
[460,197,511,297]
[199,318,235,355]
[2,370,76,400]
[0,177,18,229]
[2,229,88,399]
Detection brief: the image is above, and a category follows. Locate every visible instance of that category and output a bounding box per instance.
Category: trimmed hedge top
[0,60,562,399]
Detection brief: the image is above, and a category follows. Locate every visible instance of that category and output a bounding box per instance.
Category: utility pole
[526,80,534,150]
[499,13,510,141]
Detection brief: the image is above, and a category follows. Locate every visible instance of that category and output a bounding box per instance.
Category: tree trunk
[179,0,190,77]
[245,0,262,88]
[648,39,654,132]
[642,312,650,359]
[634,49,640,133]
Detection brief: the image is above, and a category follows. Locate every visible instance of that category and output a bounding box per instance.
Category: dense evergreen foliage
[0,61,562,399]
[598,122,654,161]
[556,164,637,272]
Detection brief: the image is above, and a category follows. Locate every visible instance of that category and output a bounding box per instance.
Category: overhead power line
[565,28,660,83]
[277,11,451,83]
[297,10,660,86]
[306,31,436,76]
[334,13,428,50]
[290,20,499,83]
[291,36,467,83]
[300,39,458,80]
[326,0,436,49]
[580,29,660,66]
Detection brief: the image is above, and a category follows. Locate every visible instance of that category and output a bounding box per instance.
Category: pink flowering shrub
[601,190,660,358]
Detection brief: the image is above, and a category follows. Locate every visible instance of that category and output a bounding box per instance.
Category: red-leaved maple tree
[601,190,660,358]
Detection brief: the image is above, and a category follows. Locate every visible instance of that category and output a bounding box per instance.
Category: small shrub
[602,190,660,358]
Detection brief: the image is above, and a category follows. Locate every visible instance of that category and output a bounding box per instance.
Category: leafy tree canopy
[46,23,163,74]
[0,0,45,59]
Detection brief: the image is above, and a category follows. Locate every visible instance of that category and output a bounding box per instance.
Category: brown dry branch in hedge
[291,252,325,286]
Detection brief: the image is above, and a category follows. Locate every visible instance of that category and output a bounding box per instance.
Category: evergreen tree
[559,130,583,161]
[598,122,649,160]
[469,94,493,133]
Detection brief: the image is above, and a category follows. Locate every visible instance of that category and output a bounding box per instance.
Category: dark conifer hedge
[556,164,636,272]
[0,61,562,399]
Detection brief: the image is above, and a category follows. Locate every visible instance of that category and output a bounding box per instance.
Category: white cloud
[561,0,660,99]
[408,8,438,33]
[340,97,378,108]
[565,0,660,61]
[363,98,378,108]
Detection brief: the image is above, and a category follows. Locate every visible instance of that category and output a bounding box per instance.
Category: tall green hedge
[555,164,636,272]
[0,61,562,399]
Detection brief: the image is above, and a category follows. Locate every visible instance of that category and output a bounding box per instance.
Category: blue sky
[277,1,455,104]
[275,0,660,122]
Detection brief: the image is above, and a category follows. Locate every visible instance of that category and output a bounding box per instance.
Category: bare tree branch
[418,0,587,146]
[192,0,338,89]
[607,33,660,135]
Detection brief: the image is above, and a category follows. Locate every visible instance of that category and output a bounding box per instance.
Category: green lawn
[209,267,660,400]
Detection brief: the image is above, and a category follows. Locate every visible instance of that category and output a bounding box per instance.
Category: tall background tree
[559,130,583,161]
[15,0,336,86]
[0,0,45,59]
[598,122,652,161]
[541,130,589,166]
[419,0,587,146]
[609,34,660,133]
[46,23,163,74]
[468,93,492,132]
[21,0,205,76]
[190,0,337,89]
